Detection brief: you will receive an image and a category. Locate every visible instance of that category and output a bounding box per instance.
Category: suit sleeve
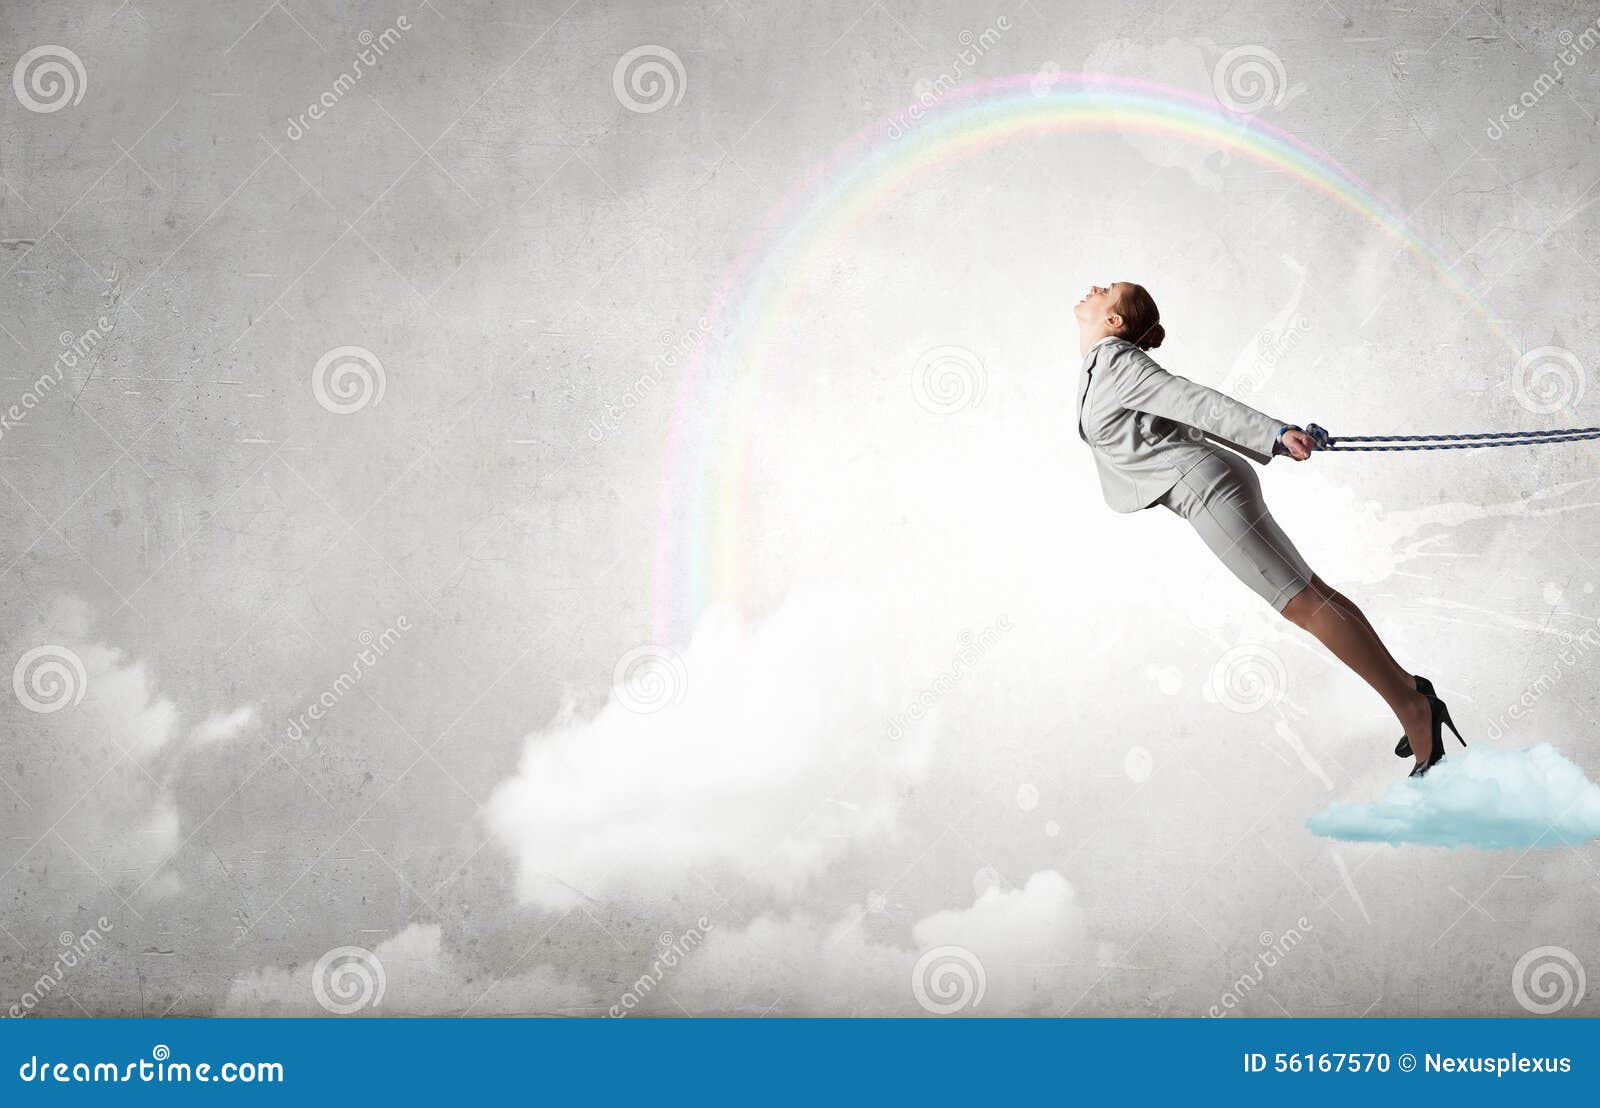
[1108,351,1288,463]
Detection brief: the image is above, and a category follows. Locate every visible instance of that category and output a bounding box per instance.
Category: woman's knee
[1280,577,1326,625]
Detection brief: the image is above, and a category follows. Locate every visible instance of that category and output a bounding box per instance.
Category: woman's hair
[1115,284,1165,350]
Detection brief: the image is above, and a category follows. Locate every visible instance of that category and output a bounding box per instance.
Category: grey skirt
[1154,448,1315,612]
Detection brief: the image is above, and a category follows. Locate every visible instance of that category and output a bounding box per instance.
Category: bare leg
[1314,577,1408,677]
[1280,576,1434,765]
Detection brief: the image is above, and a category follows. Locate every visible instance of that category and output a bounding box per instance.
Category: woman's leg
[1308,577,1409,678]
[1280,578,1434,762]
[1156,455,1435,763]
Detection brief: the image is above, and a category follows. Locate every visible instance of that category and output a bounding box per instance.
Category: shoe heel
[1441,707,1465,747]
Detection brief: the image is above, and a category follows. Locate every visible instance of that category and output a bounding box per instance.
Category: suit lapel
[1076,346,1098,442]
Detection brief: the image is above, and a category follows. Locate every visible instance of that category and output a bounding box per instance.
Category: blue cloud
[1306,744,1600,849]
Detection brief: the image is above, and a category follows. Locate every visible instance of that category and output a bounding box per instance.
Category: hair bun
[1115,283,1165,349]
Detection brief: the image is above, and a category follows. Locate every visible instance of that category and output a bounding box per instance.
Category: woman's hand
[1279,427,1318,460]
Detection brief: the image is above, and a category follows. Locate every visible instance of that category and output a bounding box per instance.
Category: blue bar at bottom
[3,1017,1591,1104]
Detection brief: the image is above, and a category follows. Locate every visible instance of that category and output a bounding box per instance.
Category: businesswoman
[1074,282,1463,777]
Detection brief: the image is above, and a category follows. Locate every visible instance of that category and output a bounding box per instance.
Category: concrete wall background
[2,0,1597,1017]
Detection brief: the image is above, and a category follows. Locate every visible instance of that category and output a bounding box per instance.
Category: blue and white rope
[1303,423,1600,452]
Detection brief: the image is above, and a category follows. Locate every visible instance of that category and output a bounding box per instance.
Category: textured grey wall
[2,0,1597,1017]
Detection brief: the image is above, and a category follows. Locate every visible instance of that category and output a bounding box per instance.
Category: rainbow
[652,73,1532,643]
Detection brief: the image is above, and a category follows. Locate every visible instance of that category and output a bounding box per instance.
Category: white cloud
[484,586,939,911]
[915,868,1085,957]
[1306,744,1600,848]
[671,870,1090,1016]
[189,703,259,746]
[6,594,259,900]
[221,922,597,1016]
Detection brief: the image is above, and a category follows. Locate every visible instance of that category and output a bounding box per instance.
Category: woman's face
[1073,282,1127,331]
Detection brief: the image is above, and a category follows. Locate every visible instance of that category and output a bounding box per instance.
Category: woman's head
[1072,281,1165,350]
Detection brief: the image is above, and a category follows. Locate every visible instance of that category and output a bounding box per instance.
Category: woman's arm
[1108,349,1290,461]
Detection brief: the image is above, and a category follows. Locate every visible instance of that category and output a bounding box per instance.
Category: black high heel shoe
[1393,676,1437,758]
[1408,690,1465,778]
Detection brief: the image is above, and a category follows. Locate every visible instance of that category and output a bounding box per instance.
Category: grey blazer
[1076,336,1290,513]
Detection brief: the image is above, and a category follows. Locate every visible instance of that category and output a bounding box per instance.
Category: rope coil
[1304,423,1600,452]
